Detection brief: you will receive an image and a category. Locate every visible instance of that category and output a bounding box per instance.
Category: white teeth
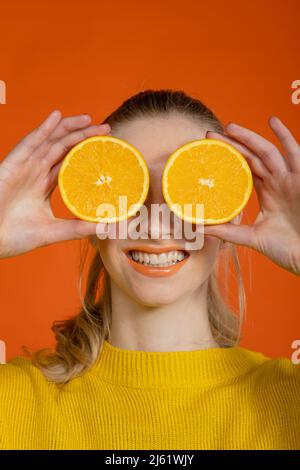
[129,250,187,267]
[158,253,168,264]
[150,254,158,264]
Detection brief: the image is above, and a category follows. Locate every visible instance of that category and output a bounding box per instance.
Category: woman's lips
[122,245,190,278]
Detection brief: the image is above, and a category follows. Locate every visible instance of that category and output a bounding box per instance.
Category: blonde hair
[29,89,247,385]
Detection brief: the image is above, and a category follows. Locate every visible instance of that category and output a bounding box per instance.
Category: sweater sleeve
[0,356,38,449]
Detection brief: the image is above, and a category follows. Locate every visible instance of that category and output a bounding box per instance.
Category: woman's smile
[122,245,190,277]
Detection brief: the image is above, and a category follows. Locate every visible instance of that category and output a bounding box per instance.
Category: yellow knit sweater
[0,340,299,450]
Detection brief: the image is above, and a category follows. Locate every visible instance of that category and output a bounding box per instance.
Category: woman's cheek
[201,236,222,266]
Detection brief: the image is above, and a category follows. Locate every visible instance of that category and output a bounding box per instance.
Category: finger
[252,174,265,207]
[269,116,300,171]
[45,160,62,197]
[206,131,269,180]
[45,123,111,167]
[96,221,110,240]
[8,110,62,162]
[203,222,256,248]
[30,115,106,162]
[224,122,290,174]
[49,114,93,140]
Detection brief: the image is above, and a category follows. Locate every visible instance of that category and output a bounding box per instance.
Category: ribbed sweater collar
[89,340,267,388]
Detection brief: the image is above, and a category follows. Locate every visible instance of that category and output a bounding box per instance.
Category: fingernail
[206,130,216,137]
[226,122,238,128]
[52,110,61,117]
[100,123,111,131]
[269,116,279,125]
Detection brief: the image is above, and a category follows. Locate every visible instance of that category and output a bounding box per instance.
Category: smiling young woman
[0,89,299,450]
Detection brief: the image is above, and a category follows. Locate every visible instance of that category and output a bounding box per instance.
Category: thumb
[45,219,104,244]
[202,222,256,248]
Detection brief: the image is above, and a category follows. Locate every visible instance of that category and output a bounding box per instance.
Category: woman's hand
[204,117,300,276]
[0,110,110,258]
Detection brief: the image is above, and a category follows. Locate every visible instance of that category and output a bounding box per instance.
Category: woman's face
[95,113,222,306]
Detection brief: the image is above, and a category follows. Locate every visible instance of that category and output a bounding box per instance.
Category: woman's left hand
[204,117,300,276]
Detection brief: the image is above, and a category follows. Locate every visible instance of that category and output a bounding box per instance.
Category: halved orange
[162,138,253,224]
[58,136,150,223]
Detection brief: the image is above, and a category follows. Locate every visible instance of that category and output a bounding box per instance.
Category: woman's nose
[140,182,174,240]
[146,161,167,204]
[144,183,165,207]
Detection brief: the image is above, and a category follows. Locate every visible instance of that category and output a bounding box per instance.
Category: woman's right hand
[0,110,111,258]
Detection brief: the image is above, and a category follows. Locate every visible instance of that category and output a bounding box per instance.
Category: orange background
[0,0,299,361]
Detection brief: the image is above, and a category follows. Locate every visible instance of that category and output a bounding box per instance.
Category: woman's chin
[135,295,182,308]
[128,282,185,307]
